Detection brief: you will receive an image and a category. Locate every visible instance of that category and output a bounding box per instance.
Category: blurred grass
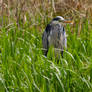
[0,17,92,92]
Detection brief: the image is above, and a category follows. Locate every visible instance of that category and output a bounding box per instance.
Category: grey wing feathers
[42,31,48,55]
[42,31,48,49]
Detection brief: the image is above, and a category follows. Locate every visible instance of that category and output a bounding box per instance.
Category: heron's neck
[51,21,60,25]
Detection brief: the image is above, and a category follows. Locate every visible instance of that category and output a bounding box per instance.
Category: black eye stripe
[53,17,61,21]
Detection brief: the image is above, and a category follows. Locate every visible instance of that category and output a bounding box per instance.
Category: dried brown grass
[0,0,92,31]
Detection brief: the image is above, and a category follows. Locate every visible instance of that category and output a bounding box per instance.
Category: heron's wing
[42,31,49,56]
[42,24,52,48]
[42,24,52,56]
[42,31,48,49]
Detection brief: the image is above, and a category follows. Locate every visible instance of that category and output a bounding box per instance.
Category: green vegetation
[0,18,92,92]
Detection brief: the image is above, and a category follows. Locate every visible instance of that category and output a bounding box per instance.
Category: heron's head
[52,16,73,24]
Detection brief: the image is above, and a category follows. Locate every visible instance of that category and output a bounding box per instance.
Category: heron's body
[42,16,67,57]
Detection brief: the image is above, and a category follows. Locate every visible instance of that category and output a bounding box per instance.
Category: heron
[42,16,72,58]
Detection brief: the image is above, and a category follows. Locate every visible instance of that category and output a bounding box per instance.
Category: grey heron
[42,16,72,58]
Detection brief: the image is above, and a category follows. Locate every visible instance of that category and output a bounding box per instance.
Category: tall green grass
[0,19,92,92]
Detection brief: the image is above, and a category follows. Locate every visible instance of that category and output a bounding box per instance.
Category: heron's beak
[63,20,74,24]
